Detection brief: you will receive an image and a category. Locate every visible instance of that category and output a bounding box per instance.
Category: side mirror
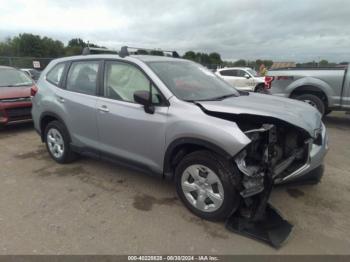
[244,73,251,79]
[134,90,155,114]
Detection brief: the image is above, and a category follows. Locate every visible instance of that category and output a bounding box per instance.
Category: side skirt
[70,144,163,178]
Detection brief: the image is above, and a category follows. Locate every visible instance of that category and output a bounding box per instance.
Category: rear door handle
[98,105,109,113]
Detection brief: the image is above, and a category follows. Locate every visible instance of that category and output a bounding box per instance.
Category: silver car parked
[32,47,328,221]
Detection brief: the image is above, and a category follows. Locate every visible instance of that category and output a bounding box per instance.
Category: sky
[0,0,349,62]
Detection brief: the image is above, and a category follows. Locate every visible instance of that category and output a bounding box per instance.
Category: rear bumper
[275,123,328,184]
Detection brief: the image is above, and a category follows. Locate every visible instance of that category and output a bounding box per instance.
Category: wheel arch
[163,137,232,180]
[39,112,69,142]
[290,85,329,109]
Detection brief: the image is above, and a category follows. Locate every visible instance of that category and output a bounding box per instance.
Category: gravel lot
[0,112,349,255]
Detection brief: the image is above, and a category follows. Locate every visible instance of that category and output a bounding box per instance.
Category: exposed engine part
[227,122,306,248]
[234,124,277,198]
[236,122,309,189]
[234,150,260,177]
[235,150,265,198]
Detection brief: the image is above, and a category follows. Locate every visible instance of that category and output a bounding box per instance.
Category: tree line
[0,33,347,69]
[182,51,274,70]
[0,33,101,58]
[0,33,272,70]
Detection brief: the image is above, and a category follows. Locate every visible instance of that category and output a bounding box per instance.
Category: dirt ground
[0,112,349,255]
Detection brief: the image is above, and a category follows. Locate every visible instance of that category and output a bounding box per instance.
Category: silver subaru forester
[32,47,328,221]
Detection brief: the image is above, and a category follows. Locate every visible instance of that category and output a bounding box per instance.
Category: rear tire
[294,94,325,115]
[175,150,240,221]
[44,121,77,164]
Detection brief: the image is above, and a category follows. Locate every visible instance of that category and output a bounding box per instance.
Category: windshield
[246,68,259,77]
[147,60,239,101]
[0,68,33,87]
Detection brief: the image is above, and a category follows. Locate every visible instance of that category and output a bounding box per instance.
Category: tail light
[31,85,38,96]
[264,76,275,89]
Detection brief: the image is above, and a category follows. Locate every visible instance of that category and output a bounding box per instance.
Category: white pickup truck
[215,67,265,92]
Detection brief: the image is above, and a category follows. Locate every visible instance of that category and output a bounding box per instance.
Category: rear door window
[237,70,247,77]
[66,61,99,95]
[220,70,237,76]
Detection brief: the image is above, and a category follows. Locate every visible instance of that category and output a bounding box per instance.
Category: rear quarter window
[46,63,66,86]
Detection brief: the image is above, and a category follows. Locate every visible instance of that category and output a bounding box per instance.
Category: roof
[50,54,186,64]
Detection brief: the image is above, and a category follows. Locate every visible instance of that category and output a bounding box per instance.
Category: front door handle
[98,105,109,113]
[57,96,65,103]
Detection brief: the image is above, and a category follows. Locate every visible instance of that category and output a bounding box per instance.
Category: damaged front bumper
[275,123,328,184]
[235,122,328,192]
[227,122,328,247]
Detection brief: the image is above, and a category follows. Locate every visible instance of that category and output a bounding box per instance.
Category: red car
[0,66,37,126]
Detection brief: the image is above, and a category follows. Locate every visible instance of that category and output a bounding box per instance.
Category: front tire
[175,150,240,221]
[255,84,266,93]
[44,121,77,164]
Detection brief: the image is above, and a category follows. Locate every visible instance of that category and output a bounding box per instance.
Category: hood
[0,86,32,100]
[197,93,322,137]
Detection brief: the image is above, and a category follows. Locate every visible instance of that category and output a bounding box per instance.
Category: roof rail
[82,47,119,55]
[119,46,180,58]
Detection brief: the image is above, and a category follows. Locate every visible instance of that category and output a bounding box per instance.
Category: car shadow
[0,122,34,137]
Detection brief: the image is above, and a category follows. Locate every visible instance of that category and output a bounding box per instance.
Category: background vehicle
[0,66,36,126]
[32,47,327,221]
[215,67,265,92]
[21,68,41,81]
[265,66,350,115]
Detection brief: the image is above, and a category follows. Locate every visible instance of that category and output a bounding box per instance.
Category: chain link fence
[0,56,54,70]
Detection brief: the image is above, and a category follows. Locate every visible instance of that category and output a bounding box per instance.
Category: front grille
[6,107,32,118]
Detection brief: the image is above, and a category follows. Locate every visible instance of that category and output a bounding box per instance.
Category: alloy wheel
[47,128,65,159]
[181,164,224,212]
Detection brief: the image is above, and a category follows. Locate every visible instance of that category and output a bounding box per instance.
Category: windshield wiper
[184,93,239,102]
[194,93,237,101]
